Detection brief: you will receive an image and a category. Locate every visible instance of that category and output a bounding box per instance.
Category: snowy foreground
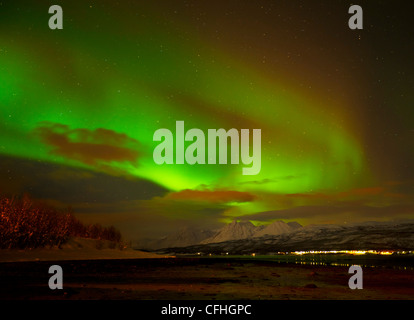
[0,237,169,262]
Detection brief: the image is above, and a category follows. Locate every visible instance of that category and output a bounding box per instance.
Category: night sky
[1,0,413,240]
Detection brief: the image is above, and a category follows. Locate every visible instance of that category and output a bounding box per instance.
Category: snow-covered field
[0,237,170,262]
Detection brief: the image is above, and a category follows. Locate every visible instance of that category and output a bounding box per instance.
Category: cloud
[35,122,141,167]
[0,154,168,204]
[71,194,230,239]
[226,182,414,225]
[164,188,256,204]
[0,154,250,239]
[237,203,414,224]
[274,185,407,206]
[239,175,302,186]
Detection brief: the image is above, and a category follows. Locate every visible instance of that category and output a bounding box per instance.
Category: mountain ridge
[137,219,301,249]
[153,220,414,254]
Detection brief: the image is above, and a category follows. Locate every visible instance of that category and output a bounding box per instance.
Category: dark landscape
[1,256,413,300]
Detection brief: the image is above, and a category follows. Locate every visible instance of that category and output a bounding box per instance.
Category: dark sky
[0,1,413,240]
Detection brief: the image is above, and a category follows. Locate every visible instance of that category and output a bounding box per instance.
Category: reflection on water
[270,255,414,270]
[288,259,413,270]
[194,253,414,270]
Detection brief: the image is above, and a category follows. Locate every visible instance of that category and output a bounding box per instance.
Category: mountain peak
[201,220,257,244]
[141,219,303,248]
[254,220,294,237]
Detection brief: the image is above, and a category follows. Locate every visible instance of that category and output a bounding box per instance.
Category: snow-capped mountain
[138,220,303,249]
[253,220,295,237]
[155,220,414,254]
[287,221,303,230]
[201,220,257,244]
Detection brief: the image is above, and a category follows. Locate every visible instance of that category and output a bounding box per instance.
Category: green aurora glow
[1,1,413,238]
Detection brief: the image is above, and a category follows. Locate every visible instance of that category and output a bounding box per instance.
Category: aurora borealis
[1,1,414,240]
